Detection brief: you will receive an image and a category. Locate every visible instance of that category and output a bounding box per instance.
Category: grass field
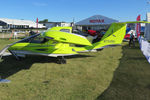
[0,39,150,100]
[0,33,26,39]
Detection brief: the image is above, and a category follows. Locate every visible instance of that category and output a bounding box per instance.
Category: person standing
[13,31,18,39]
[129,32,135,47]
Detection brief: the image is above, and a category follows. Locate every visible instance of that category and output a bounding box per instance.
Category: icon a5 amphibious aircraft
[0,21,149,64]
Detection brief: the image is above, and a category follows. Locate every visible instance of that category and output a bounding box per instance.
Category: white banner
[146,44,150,63]
[139,36,150,64]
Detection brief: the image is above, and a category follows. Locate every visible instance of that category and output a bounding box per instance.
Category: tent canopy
[75,15,119,26]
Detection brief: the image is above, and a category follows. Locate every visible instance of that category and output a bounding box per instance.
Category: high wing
[0,35,39,58]
[0,34,41,59]
[43,30,92,46]
[0,44,12,59]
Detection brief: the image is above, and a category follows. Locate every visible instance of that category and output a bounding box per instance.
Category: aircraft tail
[73,23,127,52]
[91,23,126,50]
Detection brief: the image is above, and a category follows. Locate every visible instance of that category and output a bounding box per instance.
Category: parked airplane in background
[0,21,149,64]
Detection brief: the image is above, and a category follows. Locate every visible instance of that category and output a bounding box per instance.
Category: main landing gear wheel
[57,56,67,64]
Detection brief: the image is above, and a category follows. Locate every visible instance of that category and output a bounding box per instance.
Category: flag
[36,18,38,33]
[136,15,141,38]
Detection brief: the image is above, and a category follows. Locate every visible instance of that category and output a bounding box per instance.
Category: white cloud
[33,2,48,7]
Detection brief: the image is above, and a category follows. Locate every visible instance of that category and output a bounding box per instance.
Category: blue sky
[0,0,150,22]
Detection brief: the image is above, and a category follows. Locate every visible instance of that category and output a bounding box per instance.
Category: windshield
[19,33,48,43]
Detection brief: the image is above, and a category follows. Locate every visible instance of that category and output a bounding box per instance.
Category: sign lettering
[89,19,104,23]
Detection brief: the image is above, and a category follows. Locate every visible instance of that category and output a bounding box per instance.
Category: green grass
[96,42,150,100]
[0,39,150,100]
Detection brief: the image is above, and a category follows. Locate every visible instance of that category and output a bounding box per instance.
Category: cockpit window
[19,33,48,43]
[60,29,70,33]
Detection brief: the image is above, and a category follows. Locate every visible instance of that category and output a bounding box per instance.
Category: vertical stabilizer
[73,23,127,52]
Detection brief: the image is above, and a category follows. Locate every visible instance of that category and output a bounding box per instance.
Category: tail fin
[73,23,127,52]
[91,23,127,50]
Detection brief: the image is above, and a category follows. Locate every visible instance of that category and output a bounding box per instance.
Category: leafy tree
[39,19,48,23]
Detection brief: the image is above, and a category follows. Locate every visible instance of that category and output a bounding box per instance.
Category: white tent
[75,15,119,26]
[0,18,45,28]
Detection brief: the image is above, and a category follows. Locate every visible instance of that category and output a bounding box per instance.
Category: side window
[30,35,47,43]
[60,29,70,33]
[19,34,48,43]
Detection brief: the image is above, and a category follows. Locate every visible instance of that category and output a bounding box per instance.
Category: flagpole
[36,18,38,33]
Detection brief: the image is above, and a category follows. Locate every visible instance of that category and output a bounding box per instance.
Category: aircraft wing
[0,44,12,59]
[0,34,41,59]
[117,21,150,24]
[44,30,92,46]
[1,52,11,56]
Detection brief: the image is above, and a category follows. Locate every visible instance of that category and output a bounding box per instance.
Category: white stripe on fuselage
[10,50,76,57]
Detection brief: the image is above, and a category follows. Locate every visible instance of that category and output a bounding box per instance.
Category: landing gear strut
[9,50,20,60]
[57,56,66,64]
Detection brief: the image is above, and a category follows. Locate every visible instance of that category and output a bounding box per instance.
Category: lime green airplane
[0,21,149,64]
